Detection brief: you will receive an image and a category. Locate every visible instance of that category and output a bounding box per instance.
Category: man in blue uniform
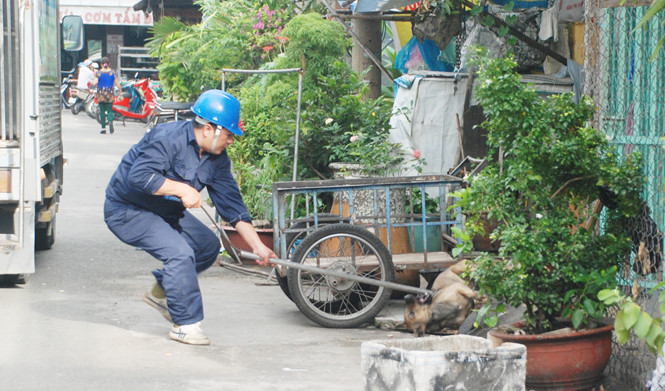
[103,90,276,345]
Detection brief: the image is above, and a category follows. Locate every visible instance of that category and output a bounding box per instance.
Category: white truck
[0,1,83,283]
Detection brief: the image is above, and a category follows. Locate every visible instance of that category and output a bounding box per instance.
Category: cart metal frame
[271,174,464,270]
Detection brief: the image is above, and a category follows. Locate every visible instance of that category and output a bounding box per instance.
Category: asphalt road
[0,110,410,391]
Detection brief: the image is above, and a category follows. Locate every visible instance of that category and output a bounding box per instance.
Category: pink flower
[350,135,360,143]
[253,21,264,30]
[412,150,421,159]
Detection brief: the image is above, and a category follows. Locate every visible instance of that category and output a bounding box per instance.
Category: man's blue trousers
[104,200,220,325]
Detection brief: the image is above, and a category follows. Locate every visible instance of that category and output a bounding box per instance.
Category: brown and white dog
[404,260,477,337]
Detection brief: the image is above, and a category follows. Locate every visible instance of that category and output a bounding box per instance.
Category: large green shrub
[454,48,645,334]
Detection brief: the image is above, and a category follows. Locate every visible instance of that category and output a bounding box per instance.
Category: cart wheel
[276,214,347,301]
[287,223,394,328]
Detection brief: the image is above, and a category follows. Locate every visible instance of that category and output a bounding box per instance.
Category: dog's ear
[417,293,433,305]
[404,294,417,305]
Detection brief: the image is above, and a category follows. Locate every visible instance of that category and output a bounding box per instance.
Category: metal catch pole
[201,205,432,296]
[240,250,432,296]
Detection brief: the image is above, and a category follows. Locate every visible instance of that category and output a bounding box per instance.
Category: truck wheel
[0,274,28,285]
[35,215,56,250]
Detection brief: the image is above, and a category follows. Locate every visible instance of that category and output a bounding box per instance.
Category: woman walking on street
[93,57,121,134]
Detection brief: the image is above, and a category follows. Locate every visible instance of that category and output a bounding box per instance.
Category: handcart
[210,174,467,329]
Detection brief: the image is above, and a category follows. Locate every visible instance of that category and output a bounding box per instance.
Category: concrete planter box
[361,335,526,391]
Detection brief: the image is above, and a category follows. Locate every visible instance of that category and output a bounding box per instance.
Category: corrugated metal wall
[1,0,22,142]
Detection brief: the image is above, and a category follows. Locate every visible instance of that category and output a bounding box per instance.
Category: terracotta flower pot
[488,322,613,391]
[220,225,274,264]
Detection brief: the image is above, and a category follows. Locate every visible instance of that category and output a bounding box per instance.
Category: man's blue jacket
[105,120,251,226]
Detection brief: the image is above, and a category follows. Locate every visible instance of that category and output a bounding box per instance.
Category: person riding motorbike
[103,89,275,346]
[76,59,95,90]
[70,60,96,115]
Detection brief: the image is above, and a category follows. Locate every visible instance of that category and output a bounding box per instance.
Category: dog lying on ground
[404,260,477,337]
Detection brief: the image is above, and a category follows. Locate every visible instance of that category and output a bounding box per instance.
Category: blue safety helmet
[190,90,243,136]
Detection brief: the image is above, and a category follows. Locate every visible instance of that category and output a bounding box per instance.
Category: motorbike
[95,77,158,126]
[148,100,195,127]
[60,74,76,109]
[70,85,95,115]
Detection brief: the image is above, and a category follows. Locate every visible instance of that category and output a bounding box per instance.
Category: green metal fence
[586,1,665,388]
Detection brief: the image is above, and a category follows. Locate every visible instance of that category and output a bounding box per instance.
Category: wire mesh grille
[585,1,665,388]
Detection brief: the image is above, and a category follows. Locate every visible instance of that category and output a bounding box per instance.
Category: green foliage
[599,283,665,355]
[452,48,645,334]
[405,188,440,215]
[146,1,302,100]
[322,86,401,176]
[227,144,287,223]
[424,0,462,16]
[148,4,405,219]
[274,12,349,77]
[246,14,401,179]
[227,11,402,217]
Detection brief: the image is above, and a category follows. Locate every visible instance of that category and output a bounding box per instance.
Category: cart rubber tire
[276,213,347,301]
[287,223,394,328]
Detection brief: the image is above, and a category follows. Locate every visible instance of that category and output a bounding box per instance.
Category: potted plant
[453,49,644,390]
[405,187,442,253]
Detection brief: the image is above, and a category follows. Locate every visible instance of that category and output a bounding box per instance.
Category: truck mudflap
[35,172,59,250]
[0,203,35,274]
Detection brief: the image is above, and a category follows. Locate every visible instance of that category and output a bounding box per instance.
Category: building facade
[59,0,200,79]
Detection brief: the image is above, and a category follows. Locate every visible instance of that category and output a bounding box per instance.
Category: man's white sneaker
[169,322,210,345]
[143,291,172,322]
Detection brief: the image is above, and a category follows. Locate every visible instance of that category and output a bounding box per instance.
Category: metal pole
[290,69,303,221]
[201,205,432,296]
[240,250,433,296]
[221,68,302,74]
